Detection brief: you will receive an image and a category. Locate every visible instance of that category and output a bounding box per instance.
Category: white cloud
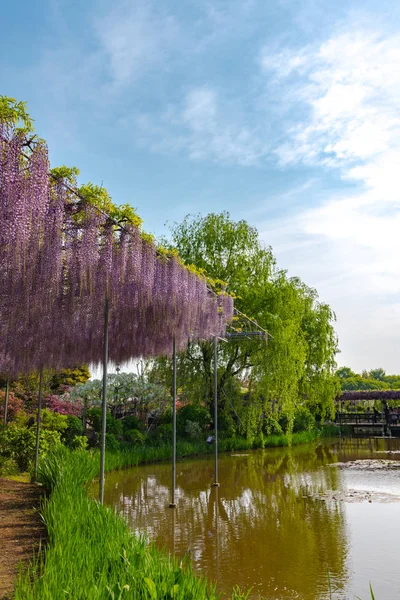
[94,1,179,87]
[259,27,400,371]
[136,86,268,166]
[262,30,400,168]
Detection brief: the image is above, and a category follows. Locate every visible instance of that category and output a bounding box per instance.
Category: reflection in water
[99,439,400,599]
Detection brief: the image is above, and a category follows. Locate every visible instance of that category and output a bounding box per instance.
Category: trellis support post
[33,367,44,481]
[213,335,219,487]
[3,378,9,427]
[99,296,109,504]
[169,336,177,508]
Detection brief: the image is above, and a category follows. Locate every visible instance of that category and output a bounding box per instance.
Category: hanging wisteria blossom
[0,121,234,377]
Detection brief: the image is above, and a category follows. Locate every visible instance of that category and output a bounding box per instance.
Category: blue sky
[2,0,400,372]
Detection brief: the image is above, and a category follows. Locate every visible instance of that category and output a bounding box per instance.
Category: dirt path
[0,478,45,599]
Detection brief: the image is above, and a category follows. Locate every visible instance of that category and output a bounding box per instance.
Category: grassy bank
[103,425,339,472]
[15,448,252,599]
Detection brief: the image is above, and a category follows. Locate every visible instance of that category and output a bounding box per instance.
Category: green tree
[49,365,91,393]
[369,368,386,381]
[153,212,338,437]
[336,367,356,379]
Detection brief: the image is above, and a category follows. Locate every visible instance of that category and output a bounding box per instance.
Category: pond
[101,438,400,599]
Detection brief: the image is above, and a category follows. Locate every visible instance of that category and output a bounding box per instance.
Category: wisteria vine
[0,123,234,376]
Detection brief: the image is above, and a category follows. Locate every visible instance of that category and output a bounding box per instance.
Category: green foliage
[336,367,356,379]
[69,434,88,450]
[177,404,211,436]
[50,165,80,184]
[122,415,144,432]
[78,182,143,227]
[336,366,400,392]
[369,368,386,381]
[0,96,34,133]
[62,415,85,447]
[15,449,221,599]
[49,364,90,393]
[124,429,146,446]
[87,408,122,436]
[0,425,62,471]
[153,212,338,441]
[40,408,68,433]
[293,407,315,433]
[105,433,120,450]
[184,420,203,440]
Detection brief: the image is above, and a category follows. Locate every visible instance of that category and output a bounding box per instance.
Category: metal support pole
[213,336,219,487]
[169,336,177,508]
[33,367,44,481]
[99,296,109,504]
[215,484,220,578]
[4,378,9,426]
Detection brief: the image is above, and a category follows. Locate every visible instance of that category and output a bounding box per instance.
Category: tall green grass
[14,448,254,599]
[102,427,336,473]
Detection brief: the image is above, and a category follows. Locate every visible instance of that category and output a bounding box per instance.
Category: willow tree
[153,212,338,436]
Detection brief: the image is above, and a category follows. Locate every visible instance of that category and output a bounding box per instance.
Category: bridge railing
[336,412,384,425]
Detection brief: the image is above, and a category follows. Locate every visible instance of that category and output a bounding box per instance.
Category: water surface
[101,438,400,599]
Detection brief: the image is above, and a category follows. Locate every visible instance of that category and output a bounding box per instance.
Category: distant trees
[336,367,400,392]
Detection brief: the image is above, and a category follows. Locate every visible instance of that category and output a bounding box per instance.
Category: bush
[124,429,146,446]
[147,423,173,445]
[69,435,88,450]
[0,391,25,422]
[293,407,315,433]
[87,408,123,436]
[62,415,88,448]
[217,410,236,438]
[0,425,63,471]
[122,415,144,432]
[41,408,68,433]
[184,420,203,441]
[45,394,83,417]
[262,414,283,436]
[105,433,120,450]
[0,455,19,476]
[177,404,211,436]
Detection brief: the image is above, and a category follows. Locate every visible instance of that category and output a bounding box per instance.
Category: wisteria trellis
[0,123,234,377]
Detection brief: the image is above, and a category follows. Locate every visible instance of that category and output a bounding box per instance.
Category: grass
[14,447,255,599]
[101,426,338,473]
[2,472,30,483]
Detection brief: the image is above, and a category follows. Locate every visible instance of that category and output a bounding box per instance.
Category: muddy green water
[101,438,400,599]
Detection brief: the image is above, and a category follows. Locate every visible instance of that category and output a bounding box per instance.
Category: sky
[2,0,400,373]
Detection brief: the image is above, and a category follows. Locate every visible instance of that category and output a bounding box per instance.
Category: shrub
[0,391,25,422]
[293,407,315,433]
[262,414,283,436]
[69,435,88,450]
[62,415,85,447]
[184,420,203,441]
[41,408,68,433]
[177,404,211,435]
[124,429,146,446]
[87,408,123,436]
[45,394,83,417]
[0,455,19,476]
[105,433,120,450]
[122,415,144,432]
[0,425,63,471]
[148,423,173,445]
[217,410,236,438]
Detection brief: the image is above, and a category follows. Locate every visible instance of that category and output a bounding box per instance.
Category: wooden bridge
[338,390,400,401]
[335,412,400,436]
